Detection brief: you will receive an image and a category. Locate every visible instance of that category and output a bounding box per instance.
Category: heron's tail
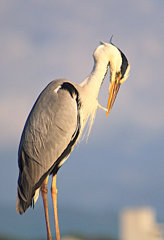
[16,190,40,215]
[16,168,35,214]
[16,194,23,214]
[16,178,40,214]
[16,195,20,213]
[16,186,31,214]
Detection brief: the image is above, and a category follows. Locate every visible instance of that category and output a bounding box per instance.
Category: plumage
[17,80,81,213]
[16,41,130,240]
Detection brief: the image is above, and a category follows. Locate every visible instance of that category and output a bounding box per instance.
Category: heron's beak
[106,73,121,117]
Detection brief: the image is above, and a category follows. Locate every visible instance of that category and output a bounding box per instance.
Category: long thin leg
[41,176,52,240]
[51,174,60,240]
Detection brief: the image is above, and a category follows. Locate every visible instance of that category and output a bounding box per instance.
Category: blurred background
[0,0,163,239]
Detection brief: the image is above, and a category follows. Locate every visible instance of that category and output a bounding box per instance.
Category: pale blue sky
[0,0,164,219]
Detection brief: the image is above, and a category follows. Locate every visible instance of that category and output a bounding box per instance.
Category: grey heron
[16,41,130,240]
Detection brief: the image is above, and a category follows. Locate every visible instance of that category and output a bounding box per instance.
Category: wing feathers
[17,80,81,213]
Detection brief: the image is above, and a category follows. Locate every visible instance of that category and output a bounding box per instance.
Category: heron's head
[93,41,130,117]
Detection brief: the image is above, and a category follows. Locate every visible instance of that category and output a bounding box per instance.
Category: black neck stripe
[118,49,128,79]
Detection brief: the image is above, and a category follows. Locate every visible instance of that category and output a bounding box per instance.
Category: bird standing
[16,41,130,240]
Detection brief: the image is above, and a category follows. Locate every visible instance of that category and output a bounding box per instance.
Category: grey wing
[17,80,80,213]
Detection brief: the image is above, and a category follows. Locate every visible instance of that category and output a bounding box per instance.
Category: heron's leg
[41,176,52,240]
[51,174,60,240]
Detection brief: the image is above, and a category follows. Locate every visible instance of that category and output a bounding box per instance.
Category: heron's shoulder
[44,79,80,103]
[46,79,72,89]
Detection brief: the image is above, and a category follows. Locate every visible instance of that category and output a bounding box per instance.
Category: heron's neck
[81,59,109,98]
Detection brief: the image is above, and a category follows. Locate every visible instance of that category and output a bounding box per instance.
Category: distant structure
[120,207,164,240]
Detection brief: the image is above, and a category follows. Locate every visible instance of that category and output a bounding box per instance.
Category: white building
[120,207,164,240]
